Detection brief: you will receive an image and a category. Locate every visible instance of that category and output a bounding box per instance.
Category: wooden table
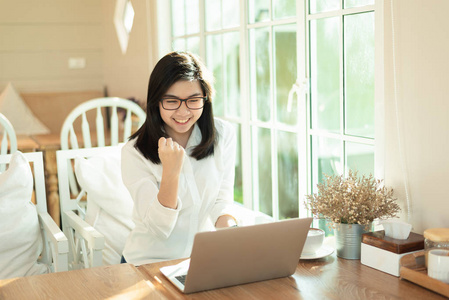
[1,253,447,299]
[137,253,448,299]
[0,263,161,299]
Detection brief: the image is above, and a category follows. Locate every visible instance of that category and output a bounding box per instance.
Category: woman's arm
[121,141,182,239]
[157,137,184,209]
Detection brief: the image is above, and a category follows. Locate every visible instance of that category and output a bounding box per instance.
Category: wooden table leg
[43,147,60,227]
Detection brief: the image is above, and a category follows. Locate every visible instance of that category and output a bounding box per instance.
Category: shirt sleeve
[208,120,238,224]
[121,142,182,239]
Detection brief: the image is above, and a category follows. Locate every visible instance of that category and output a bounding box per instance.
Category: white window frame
[306,4,376,173]
[155,0,379,222]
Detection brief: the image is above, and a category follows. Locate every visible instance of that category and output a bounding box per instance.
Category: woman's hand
[157,137,185,209]
[158,137,185,177]
[215,215,238,228]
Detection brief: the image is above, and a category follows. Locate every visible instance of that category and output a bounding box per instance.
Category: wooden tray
[400,250,449,298]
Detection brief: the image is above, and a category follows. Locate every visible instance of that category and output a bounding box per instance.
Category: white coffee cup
[302,228,325,255]
[428,249,449,284]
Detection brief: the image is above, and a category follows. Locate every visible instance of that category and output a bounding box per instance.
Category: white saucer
[300,245,334,260]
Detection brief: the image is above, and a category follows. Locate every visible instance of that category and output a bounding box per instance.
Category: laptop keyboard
[175,274,187,285]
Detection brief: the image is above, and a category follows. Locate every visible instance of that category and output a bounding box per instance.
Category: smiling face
[159,79,204,147]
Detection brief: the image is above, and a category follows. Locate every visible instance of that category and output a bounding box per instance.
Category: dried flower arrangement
[305,170,401,229]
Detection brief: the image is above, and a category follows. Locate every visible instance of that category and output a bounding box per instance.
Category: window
[309,1,375,231]
[247,2,299,220]
[166,0,375,222]
[114,0,135,54]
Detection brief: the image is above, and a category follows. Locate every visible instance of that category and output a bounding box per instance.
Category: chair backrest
[57,146,121,214]
[25,152,47,213]
[60,97,146,150]
[0,113,18,172]
[56,146,123,269]
[0,151,68,275]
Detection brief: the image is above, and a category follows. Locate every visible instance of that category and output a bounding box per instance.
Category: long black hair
[130,51,216,164]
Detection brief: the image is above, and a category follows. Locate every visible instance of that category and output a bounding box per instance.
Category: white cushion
[0,151,49,279]
[75,146,134,265]
[0,82,50,135]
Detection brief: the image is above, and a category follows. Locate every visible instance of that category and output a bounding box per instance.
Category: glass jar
[424,228,449,267]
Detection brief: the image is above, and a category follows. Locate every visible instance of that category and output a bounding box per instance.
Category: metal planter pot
[335,223,371,259]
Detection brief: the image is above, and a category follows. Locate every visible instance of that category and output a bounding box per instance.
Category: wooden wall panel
[3,79,104,93]
[0,24,103,51]
[0,0,104,93]
[0,0,102,23]
[1,52,103,78]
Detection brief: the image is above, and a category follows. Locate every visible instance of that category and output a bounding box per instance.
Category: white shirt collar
[185,123,202,151]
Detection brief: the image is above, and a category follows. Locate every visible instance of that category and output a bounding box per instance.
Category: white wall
[102,0,157,103]
[0,0,104,92]
[383,0,449,233]
[0,0,156,103]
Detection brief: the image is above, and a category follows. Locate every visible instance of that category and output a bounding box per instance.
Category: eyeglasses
[160,96,207,110]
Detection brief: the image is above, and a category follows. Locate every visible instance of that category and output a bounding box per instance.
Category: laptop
[160,217,312,294]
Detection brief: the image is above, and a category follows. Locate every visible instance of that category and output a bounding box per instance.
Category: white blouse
[121,118,236,266]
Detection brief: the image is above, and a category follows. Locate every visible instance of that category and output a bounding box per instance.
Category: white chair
[0,112,17,172]
[60,97,145,196]
[60,97,145,150]
[0,152,69,277]
[57,146,131,269]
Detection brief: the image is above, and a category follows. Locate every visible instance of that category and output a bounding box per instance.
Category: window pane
[172,38,186,51]
[234,123,243,204]
[278,131,299,219]
[309,0,340,14]
[253,127,272,216]
[186,36,200,56]
[171,0,185,37]
[205,0,221,31]
[206,35,224,116]
[345,142,374,177]
[311,136,341,190]
[274,24,297,126]
[185,0,199,34]
[248,0,270,24]
[223,0,240,28]
[123,1,135,34]
[249,27,271,122]
[344,0,374,9]
[310,17,340,133]
[273,0,296,20]
[344,12,374,138]
[223,32,241,118]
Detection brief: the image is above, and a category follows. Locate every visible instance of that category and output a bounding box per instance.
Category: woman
[121,51,238,265]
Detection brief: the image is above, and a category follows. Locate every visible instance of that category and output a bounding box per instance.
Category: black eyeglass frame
[160,96,208,110]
